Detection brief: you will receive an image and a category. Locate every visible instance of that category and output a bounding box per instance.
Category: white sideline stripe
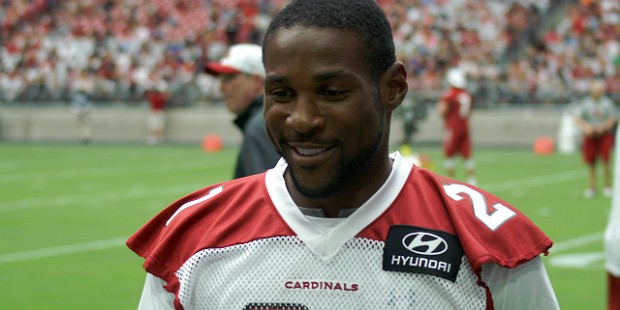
[0,237,127,264]
[0,160,222,184]
[550,231,604,254]
[549,252,605,269]
[0,182,204,212]
[483,170,585,193]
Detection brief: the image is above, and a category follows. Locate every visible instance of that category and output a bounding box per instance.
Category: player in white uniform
[128,1,559,309]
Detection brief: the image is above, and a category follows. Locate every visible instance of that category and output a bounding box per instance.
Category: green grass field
[0,143,612,309]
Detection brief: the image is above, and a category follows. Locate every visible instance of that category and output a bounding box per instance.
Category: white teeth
[296,147,326,156]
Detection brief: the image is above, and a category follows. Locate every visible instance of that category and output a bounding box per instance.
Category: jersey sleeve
[138,273,176,310]
[126,184,227,298]
[439,180,553,273]
[127,173,293,305]
[367,167,553,276]
[481,257,559,309]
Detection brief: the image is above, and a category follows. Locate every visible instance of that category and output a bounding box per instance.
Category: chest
[175,236,487,310]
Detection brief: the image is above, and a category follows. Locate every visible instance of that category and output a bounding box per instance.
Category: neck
[286,154,393,218]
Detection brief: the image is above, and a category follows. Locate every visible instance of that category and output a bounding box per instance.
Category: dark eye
[321,89,349,101]
[266,88,295,103]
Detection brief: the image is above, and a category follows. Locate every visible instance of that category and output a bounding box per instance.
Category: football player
[437,67,477,185]
[128,1,559,309]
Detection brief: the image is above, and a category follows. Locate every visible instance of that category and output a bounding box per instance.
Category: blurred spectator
[606,67,620,99]
[0,68,26,102]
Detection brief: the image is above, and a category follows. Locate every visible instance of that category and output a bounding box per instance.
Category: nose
[286,96,325,134]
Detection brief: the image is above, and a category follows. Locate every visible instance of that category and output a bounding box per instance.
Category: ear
[381,61,408,111]
[253,75,265,92]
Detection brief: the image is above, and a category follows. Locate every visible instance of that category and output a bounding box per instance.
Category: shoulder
[441,89,457,100]
[126,173,292,278]
[389,168,552,270]
[134,173,276,241]
[448,87,469,96]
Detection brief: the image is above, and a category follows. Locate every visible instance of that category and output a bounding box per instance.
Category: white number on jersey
[443,184,516,230]
[166,185,224,226]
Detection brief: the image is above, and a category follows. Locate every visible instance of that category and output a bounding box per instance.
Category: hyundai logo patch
[383,225,463,282]
[402,232,448,255]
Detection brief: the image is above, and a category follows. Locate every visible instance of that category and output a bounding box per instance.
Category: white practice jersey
[128,153,557,309]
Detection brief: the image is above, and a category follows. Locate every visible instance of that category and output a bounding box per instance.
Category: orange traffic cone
[202,134,222,153]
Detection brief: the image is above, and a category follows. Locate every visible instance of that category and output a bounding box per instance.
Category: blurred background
[0,0,618,309]
[0,0,618,145]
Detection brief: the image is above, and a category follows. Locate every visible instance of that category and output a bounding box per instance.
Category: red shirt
[441,87,472,132]
[147,91,167,111]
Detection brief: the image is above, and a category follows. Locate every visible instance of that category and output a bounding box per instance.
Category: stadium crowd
[0,0,618,107]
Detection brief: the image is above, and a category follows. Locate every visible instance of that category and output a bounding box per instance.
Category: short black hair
[263,0,396,80]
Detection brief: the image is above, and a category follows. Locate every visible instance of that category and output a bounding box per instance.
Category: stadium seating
[0,0,618,106]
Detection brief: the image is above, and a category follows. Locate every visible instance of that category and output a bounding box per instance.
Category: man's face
[219,73,261,115]
[263,27,389,199]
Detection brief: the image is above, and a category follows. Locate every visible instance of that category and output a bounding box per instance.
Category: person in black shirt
[205,44,280,178]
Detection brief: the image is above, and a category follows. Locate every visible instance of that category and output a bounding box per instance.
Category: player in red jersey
[146,80,169,145]
[437,67,477,185]
[128,1,559,309]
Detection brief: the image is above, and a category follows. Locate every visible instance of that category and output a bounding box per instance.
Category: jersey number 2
[443,184,516,230]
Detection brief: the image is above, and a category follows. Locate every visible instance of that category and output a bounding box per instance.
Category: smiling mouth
[286,142,337,162]
[294,147,328,156]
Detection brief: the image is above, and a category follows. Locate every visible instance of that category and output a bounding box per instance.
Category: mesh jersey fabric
[177,238,483,309]
[127,152,553,309]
